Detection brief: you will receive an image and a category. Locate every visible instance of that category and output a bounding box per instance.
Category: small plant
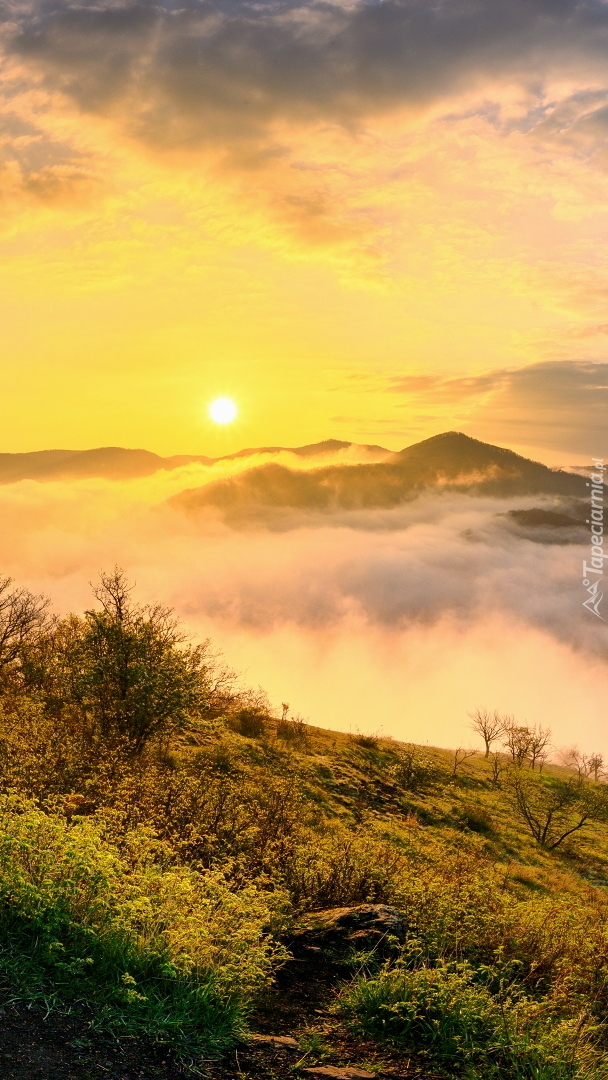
[460,803,495,834]
[338,961,608,1078]
[297,1031,332,1058]
[351,731,380,750]
[230,706,268,738]
[276,713,308,743]
[392,745,440,792]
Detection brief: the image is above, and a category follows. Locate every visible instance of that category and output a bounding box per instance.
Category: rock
[289,904,406,960]
[302,1068,376,1079]
[248,1034,301,1049]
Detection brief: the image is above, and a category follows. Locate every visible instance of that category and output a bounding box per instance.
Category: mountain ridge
[172,431,587,519]
[0,439,390,484]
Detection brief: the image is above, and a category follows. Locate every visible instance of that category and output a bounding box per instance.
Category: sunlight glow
[209,397,238,425]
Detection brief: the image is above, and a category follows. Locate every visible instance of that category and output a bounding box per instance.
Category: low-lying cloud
[0,458,605,753]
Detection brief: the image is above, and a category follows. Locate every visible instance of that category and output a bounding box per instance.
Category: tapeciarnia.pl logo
[582,458,605,620]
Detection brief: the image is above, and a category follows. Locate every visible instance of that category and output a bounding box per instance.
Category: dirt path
[0,963,432,1080]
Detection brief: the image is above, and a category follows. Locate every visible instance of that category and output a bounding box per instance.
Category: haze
[0,437,606,754]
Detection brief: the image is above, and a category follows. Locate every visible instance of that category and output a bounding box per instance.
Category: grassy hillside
[1,571,608,1078]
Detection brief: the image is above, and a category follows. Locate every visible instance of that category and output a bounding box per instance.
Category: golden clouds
[1,1,608,452]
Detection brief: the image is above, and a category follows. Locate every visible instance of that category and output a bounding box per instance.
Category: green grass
[338,960,608,1079]
[4,698,608,1069]
[0,797,284,1057]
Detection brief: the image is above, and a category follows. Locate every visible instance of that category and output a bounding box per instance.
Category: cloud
[0,458,599,651]
[6,0,608,158]
[0,461,605,750]
[388,360,608,456]
[4,0,608,292]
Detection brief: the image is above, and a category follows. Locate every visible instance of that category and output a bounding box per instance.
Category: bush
[339,961,608,1078]
[0,797,286,1055]
[459,803,495,834]
[276,716,308,744]
[392,745,441,792]
[229,707,268,738]
[350,732,380,750]
[283,824,409,909]
[340,961,497,1064]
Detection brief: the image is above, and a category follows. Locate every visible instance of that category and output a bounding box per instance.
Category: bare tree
[0,576,49,674]
[559,746,585,777]
[527,725,552,771]
[586,753,605,782]
[505,769,606,849]
[560,746,605,782]
[468,707,508,758]
[503,720,533,766]
[451,747,477,777]
[536,751,549,774]
[489,751,506,786]
[90,566,135,622]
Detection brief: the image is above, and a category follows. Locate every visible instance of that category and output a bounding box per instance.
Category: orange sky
[2,1,608,461]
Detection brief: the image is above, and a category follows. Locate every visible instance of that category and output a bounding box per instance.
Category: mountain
[0,447,172,482]
[0,440,388,483]
[172,432,588,520]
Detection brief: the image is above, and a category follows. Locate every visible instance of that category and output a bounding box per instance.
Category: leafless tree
[536,751,549,774]
[489,751,506,786]
[505,769,606,850]
[468,707,508,758]
[559,746,605,782]
[451,747,477,777]
[559,745,585,777]
[527,725,552,770]
[503,720,533,766]
[586,753,605,782]
[0,576,49,673]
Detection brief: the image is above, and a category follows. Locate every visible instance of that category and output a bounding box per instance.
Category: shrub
[229,707,268,738]
[460,803,495,834]
[283,824,409,909]
[392,745,441,792]
[0,797,286,1055]
[276,716,308,744]
[339,961,608,1078]
[339,961,497,1065]
[350,732,380,750]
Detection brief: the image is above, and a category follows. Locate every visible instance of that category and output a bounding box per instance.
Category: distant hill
[0,447,174,482]
[172,432,587,520]
[0,440,388,483]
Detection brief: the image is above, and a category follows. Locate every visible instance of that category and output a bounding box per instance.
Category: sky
[1,0,608,751]
[2,0,608,460]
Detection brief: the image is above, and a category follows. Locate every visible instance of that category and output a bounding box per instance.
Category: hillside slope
[0,569,606,1078]
[3,705,608,1078]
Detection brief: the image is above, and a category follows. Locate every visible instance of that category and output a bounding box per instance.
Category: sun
[208,397,237,425]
